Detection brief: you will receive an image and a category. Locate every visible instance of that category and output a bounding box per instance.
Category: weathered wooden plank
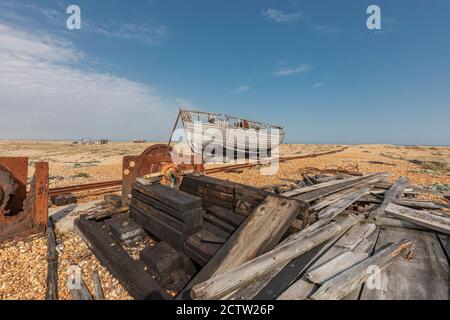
[229,186,375,300]
[140,241,184,274]
[277,224,379,300]
[45,218,58,300]
[130,199,202,232]
[131,189,202,222]
[360,227,448,300]
[297,174,387,203]
[375,216,429,231]
[74,215,170,300]
[281,174,377,197]
[335,223,376,250]
[249,236,338,300]
[92,270,104,300]
[202,221,231,241]
[306,251,369,284]
[206,205,245,227]
[395,199,444,210]
[130,206,195,251]
[133,182,202,212]
[177,196,307,300]
[213,196,302,277]
[437,234,449,261]
[191,215,362,300]
[181,175,236,195]
[385,203,450,235]
[311,239,414,300]
[373,176,409,218]
[203,212,236,234]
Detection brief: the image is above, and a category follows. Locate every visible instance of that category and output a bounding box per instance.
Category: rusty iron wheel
[141,144,173,157]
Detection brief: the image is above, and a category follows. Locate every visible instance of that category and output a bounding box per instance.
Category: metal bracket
[0,157,49,243]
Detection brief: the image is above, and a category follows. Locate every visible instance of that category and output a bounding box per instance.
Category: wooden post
[45,218,58,300]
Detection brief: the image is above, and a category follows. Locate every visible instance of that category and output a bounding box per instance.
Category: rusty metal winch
[0,157,49,243]
[121,144,203,205]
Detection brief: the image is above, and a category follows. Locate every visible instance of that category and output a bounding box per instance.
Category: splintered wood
[2,157,449,300]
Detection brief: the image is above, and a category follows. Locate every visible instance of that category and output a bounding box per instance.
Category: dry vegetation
[1,140,449,300]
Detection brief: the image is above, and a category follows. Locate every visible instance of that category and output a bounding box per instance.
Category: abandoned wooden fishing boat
[171,109,285,159]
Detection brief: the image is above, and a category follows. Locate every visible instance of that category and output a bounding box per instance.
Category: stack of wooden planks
[130,182,203,251]
[180,175,279,216]
[188,173,449,300]
[184,205,245,266]
[73,171,449,300]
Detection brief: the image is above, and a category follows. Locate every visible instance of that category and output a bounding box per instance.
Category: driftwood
[177,195,306,299]
[306,251,368,284]
[385,203,450,235]
[86,206,129,221]
[277,224,379,300]
[212,196,302,277]
[375,216,428,231]
[191,215,363,300]
[310,239,414,300]
[373,176,409,218]
[228,183,378,300]
[71,277,93,300]
[283,173,386,203]
[281,174,376,197]
[92,270,104,300]
[45,218,58,300]
[395,199,444,210]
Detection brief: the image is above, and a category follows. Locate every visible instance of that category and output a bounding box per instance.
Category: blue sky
[0,0,449,144]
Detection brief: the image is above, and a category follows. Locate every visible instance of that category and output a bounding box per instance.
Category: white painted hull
[184,122,285,157]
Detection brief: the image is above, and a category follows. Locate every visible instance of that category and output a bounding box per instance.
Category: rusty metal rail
[49,180,122,196]
[48,147,348,196]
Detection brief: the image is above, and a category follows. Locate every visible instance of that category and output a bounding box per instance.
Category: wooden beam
[306,251,369,284]
[92,270,104,300]
[310,239,414,300]
[74,215,170,300]
[228,184,377,300]
[277,224,379,300]
[385,203,450,235]
[191,215,363,300]
[281,174,377,197]
[375,216,429,231]
[45,218,58,300]
[373,176,409,218]
[177,195,307,299]
[212,196,302,277]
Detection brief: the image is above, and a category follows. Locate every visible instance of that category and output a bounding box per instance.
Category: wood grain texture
[191,215,362,300]
[385,203,450,235]
[360,227,448,300]
[311,239,414,300]
[277,224,378,300]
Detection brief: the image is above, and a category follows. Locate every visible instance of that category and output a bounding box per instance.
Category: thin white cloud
[313,82,325,88]
[262,8,304,23]
[86,21,169,46]
[273,65,311,77]
[0,22,176,140]
[230,85,250,94]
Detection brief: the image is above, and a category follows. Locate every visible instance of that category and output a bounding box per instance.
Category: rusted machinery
[0,157,49,243]
[121,144,203,206]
